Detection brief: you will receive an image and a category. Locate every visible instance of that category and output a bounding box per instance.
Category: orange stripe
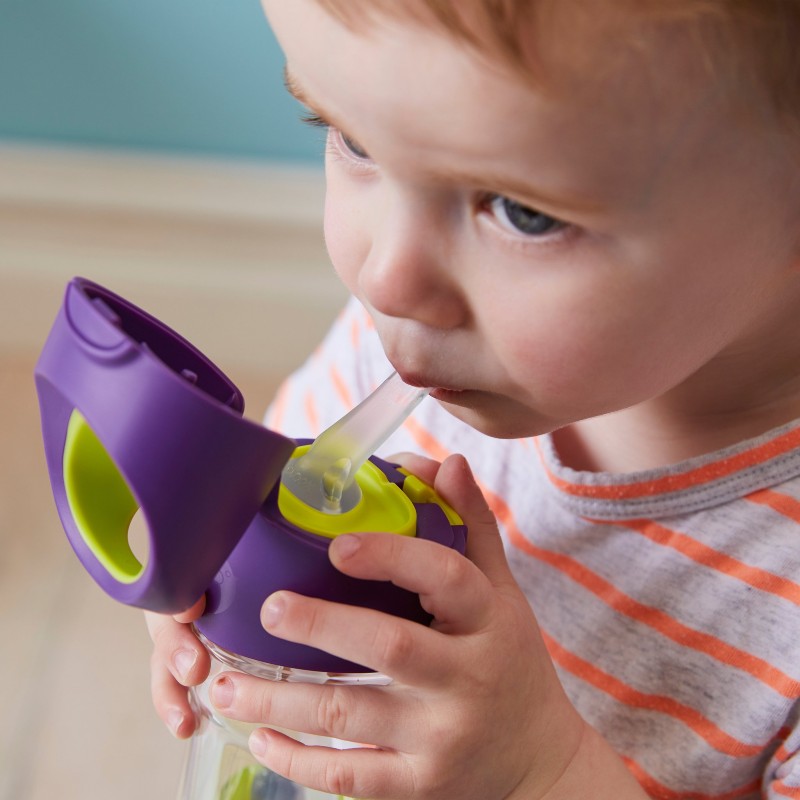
[544,631,766,758]
[774,782,800,798]
[623,757,761,800]
[536,427,800,500]
[350,315,360,351]
[330,364,353,411]
[614,519,800,606]
[747,489,800,524]
[303,390,319,435]
[773,741,793,763]
[405,419,800,698]
[403,416,452,461]
[264,381,289,431]
[508,517,800,699]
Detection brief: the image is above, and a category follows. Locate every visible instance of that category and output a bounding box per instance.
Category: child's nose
[358,200,469,330]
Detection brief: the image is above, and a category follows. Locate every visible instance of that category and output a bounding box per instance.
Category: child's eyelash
[301,111,330,129]
[300,112,372,165]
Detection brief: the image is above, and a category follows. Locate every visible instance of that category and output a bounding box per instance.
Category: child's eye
[337,131,370,160]
[487,195,566,237]
[300,112,370,162]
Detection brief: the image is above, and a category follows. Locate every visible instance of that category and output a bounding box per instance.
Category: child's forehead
[309,0,793,113]
[285,1,724,141]
[296,0,794,151]
[310,0,702,84]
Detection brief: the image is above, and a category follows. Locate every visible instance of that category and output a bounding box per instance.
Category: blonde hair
[313,0,800,134]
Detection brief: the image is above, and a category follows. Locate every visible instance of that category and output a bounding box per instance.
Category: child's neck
[553,303,800,474]
[554,398,800,474]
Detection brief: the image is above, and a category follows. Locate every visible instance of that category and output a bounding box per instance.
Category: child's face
[263,0,800,439]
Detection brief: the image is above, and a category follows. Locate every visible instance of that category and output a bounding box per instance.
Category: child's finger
[386,451,443,484]
[173,595,206,624]
[385,453,514,590]
[247,727,414,800]
[329,530,496,633]
[144,610,210,687]
[432,454,516,589]
[208,673,420,751]
[149,653,198,739]
[259,591,457,686]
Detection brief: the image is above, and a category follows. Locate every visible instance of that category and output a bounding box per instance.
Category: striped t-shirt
[266,297,800,799]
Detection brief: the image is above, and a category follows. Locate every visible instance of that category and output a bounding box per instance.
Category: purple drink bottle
[35,279,466,800]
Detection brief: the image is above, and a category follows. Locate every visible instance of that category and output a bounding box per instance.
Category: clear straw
[281,372,429,513]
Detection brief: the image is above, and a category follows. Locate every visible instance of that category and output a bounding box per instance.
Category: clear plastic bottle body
[178,633,389,800]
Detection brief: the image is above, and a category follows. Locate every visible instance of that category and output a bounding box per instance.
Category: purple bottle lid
[35,278,295,612]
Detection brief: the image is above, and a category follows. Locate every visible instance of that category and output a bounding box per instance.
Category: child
[146,1,800,797]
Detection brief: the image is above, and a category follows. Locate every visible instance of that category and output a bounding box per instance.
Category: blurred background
[0,1,347,797]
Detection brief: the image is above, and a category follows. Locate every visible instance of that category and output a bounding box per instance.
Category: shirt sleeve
[763,719,800,798]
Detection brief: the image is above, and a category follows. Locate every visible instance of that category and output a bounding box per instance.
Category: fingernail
[262,593,285,629]
[211,675,234,708]
[167,709,185,737]
[250,729,268,757]
[333,533,361,559]
[173,649,197,682]
[172,650,197,681]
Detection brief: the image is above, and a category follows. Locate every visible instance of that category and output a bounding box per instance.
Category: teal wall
[0,0,323,163]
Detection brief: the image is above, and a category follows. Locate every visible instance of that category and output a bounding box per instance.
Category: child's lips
[395,370,433,390]
[396,370,466,395]
[430,386,471,404]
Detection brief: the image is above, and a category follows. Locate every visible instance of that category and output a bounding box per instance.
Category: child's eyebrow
[283,66,309,105]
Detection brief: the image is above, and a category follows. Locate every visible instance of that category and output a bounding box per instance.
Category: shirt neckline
[534,419,800,520]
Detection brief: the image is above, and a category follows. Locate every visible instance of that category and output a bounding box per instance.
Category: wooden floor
[0,349,282,800]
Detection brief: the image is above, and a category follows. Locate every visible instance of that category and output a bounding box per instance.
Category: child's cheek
[323,190,363,295]
[502,314,649,416]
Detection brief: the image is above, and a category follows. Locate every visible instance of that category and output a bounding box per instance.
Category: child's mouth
[394,369,469,401]
[430,387,468,402]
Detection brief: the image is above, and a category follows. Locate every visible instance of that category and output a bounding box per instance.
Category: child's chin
[433,391,540,439]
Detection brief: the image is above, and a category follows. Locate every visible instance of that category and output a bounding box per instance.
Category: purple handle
[35,278,296,612]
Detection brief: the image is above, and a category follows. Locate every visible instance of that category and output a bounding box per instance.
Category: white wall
[0,144,347,378]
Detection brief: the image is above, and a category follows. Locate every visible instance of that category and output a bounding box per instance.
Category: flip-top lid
[34,277,296,612]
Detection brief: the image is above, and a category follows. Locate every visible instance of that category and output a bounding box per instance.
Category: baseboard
[0,142,348,377]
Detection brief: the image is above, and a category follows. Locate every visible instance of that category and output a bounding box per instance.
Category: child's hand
[145,596,210,739]
[206,453,646,799]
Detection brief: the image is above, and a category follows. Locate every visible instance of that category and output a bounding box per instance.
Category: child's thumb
[434,454,514,587]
